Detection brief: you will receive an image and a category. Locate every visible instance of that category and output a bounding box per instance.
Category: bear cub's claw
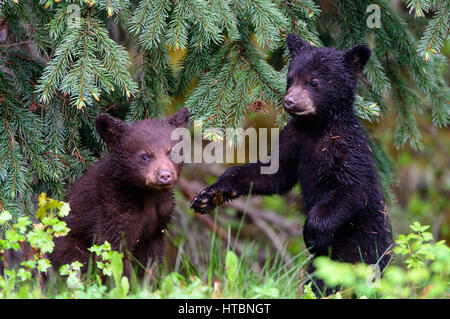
[190,187,218,214]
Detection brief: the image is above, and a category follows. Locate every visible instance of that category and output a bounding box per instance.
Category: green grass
[155,206,314,299]
[0,196,449,299]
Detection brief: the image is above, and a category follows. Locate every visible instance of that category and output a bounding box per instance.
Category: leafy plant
[0,193,131,298]
[312,221,450,298]
[394,221,446,269]
[87,240,131,297]
[0,193,70,292]
[88,241,117,277]
[59,261,84,290]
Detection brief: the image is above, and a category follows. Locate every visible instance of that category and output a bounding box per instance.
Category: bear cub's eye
[309,79,319,88]
[140,153,152,162]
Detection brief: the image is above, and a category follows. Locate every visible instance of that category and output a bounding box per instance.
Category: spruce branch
[417,0,449,60]
[129,0,170,50]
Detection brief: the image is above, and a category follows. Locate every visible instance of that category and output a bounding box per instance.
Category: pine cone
[249,99,268,114]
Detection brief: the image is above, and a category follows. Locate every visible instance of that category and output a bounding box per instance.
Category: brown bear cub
[49,107,189,279]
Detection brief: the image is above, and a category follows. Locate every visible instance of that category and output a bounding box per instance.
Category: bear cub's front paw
[190,184,239,214]
[190,187,221,214]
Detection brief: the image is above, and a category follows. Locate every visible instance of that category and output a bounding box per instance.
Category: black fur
[191,35,393,296]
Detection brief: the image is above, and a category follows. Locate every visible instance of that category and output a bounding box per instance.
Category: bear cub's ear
[168,107,190,128]
[95,114,128,146]
[286,34,311,58]
[343,44,371,72]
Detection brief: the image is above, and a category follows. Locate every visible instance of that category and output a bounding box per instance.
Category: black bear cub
[50,108,189,278]
[191,35,393,295]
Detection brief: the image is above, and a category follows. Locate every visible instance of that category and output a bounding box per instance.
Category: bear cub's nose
[157,170,173,184]
[283,95,297,110]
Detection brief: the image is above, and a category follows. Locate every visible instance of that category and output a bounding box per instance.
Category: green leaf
[58,202,70,217]
[5,229,25,247]
[422,232,434,241]
[110,251,124,287]
[17,268,32,281]
[384,266,405,285]
[52,220,69,236]
[120,276,130,297]
[225,250,239,289]
[15,217,32,233]
[303,282,317,299]
[20,259,37,269]
[405,268,430,284]
[410,221,422,232]
[0,211,12,225]
[161,272,184,296]
[37,259,51,272]
[59,264,70,276]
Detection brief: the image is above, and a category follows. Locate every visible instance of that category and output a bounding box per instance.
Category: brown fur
[49,108,189,278]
